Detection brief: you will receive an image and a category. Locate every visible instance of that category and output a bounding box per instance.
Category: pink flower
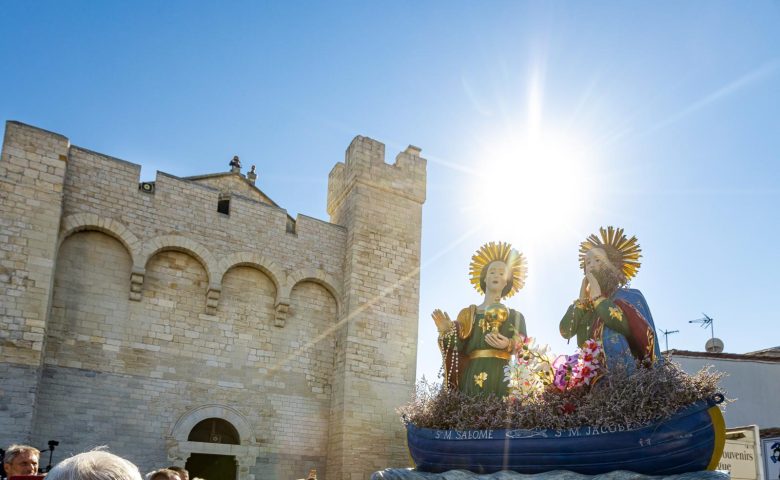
[582,352,594,363]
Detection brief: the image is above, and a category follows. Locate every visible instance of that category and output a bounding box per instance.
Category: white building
[669,347,780,480]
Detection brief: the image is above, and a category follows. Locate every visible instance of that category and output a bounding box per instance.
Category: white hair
[46,450,142,480]
[3,444,40,464]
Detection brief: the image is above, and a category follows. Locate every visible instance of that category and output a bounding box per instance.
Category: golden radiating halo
[579,226,642,282]
[469,241,527,299]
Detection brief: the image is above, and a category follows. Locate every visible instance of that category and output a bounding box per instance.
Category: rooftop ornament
[229,155,241,173]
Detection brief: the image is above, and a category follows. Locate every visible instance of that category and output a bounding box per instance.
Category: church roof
[182,171,279,207]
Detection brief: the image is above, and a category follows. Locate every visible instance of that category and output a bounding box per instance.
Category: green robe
[441,304,527,396]
[559,296,629,348]
[560,291,660,372]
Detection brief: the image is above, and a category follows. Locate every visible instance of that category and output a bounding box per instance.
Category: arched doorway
[185,454,237,480]
[184,419,239,480]
[187,418,241,445]
[167,406,259,480]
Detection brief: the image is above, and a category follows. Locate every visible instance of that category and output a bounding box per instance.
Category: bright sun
[465,128,598,247]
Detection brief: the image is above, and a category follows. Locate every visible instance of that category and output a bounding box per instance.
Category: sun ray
[642,58,780,137]
[462,125,599,250]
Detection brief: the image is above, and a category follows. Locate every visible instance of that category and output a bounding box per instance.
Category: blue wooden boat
[406,395,725,475]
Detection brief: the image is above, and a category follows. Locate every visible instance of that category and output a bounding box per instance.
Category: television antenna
[689,313,723,353]
[659,329,679,351]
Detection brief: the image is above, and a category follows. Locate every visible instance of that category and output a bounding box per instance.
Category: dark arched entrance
[187,418,240,445]
[185,418,240,480]
[185,454,237,480]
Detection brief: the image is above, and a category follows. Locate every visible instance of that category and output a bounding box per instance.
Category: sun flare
[465,128,598,247]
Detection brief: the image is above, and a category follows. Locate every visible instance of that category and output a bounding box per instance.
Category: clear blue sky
[2,1,779,383]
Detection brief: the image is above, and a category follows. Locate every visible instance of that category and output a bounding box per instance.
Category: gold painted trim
[406,438,416,468]
[457,305,476,340]
[469,349,511,360]
[706,405,726,470]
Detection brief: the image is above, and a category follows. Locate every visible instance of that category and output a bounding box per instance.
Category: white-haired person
[3,444,40,477]
[45,450,142,480]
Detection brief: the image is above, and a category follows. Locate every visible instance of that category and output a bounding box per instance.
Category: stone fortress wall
[0,121,426,480]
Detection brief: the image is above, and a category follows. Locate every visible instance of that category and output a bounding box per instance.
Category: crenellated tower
[326,136,426,479]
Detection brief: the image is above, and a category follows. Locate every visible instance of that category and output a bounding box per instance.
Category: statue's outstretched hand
[485,332,510,350]
[431,309,452,333]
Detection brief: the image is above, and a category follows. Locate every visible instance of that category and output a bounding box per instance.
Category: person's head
[480,260,512,297]
[45,450,142,480]
[3,445,40,477]
[146,469,181,480]
[166,467,188,480]
[584,247,624,296]
[583,247,617,275]
[579,226,642,293]
[471,241,527,301]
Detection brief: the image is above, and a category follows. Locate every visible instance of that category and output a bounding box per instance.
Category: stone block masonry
[0,122,69,441]
[0,121,425,480]
[326,136,426,478]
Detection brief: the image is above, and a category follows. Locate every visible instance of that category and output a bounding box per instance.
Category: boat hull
[406,398,725,475]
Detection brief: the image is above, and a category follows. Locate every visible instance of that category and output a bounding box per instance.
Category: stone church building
[0,121,426,480]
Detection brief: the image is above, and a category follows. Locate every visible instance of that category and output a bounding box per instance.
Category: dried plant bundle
[399,360,724,431]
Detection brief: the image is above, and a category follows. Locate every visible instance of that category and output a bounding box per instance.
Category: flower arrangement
[503,335,554,398]
[504,336,604,400]
[552,338,603,391]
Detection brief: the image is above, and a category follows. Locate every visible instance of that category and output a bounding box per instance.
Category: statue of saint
[432,242,528,396]
[559,227,662,373]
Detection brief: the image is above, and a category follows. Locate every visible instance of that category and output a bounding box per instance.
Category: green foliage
[400,360,724,431]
